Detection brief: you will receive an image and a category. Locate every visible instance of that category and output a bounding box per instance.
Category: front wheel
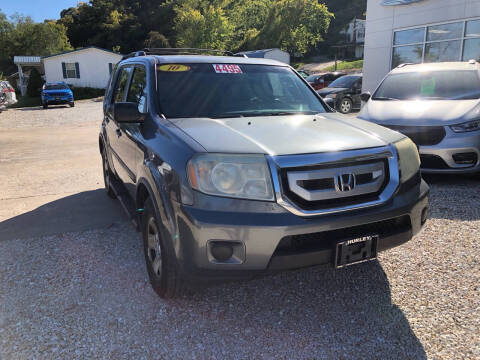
[69,102,75,107]
[338,98,353,114]
[43,103,48,109]
[142,198,186,298]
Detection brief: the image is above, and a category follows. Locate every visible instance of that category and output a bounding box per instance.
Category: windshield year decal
[213,64,243,74]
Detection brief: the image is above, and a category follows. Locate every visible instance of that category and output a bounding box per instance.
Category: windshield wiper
[212,111,318,118]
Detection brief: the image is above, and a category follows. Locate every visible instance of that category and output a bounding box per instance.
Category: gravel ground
[0,103,479,359]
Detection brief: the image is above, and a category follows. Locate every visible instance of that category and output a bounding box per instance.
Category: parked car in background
[99,50,428,298]
[317,74,363,114]
[0,81,17,108]
[358,61,480,175]
[306,71,346,90]
[41,82,74,109]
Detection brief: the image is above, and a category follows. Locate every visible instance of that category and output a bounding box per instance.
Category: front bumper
[419,127,480,174]
[176,177,429,280]
[42,95,73,105]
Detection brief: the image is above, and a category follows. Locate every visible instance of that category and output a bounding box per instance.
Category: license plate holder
[335,235,378,268]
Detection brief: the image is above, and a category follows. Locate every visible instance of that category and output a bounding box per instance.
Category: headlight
[187,154,274,201]
[450,120,480,133]
[394,137,420,182]
[326,93,337,99]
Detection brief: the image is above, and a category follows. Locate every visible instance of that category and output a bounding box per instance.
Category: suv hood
[169,113,404,156]
[359,99,480,126]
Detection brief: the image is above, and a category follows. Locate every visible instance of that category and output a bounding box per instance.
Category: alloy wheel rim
[341,100,351,113]
[147,217,162,278]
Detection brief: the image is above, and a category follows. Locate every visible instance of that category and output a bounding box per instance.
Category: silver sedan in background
[359,61,480,174]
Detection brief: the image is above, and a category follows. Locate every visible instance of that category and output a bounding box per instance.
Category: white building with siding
[363,0,480,92]
[42,46,123,89]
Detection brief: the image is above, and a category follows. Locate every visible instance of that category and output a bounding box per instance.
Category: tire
[142,198,186,299]
[69,102,75,107]
[338,98,353,114]
[43,103,48,109]
[101,147,116,199]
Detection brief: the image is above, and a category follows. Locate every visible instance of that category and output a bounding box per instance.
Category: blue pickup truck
[41,82,74,109]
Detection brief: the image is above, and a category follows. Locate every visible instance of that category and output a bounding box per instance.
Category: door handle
[116,129,122,137]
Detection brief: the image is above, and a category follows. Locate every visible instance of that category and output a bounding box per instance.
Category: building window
[65,63,77,78]
[392,18,480,68]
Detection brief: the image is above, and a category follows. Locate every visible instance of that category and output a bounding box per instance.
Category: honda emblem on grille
[335,173,356,192]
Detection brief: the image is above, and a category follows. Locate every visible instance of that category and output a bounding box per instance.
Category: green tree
[26,68,43,97]
[250,0,333,56]
[145,31,170,48]
[173,0,234,50]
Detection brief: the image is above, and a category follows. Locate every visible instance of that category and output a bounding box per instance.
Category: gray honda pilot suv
[99,49,429,298]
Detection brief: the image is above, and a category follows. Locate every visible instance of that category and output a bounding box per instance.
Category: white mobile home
[42,46,123,89]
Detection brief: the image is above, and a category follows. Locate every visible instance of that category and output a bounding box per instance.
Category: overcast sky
[1,0,80,22]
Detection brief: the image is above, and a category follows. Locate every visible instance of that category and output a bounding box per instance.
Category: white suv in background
[359,61,480,175]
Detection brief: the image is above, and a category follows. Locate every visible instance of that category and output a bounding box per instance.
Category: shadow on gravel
[422,173,480,221]
[0,189,127,241]
[178,260,428,359]
[16,105,70,111]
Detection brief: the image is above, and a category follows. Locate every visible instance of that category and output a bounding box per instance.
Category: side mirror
[113,102,145,123]
[360,92,371,102]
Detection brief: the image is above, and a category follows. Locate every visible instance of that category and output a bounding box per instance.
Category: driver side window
[127,66,148,114]
[113,66,133,103]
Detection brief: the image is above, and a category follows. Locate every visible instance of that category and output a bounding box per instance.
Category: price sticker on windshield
[213,64,243,74]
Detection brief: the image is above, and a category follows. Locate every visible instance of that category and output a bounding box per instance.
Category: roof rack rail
[122,48,241,60]
[396,63,415,68]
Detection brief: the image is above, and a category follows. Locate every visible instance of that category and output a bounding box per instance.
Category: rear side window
[113,66,133,103]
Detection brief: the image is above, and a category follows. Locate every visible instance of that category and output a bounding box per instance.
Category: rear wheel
[101,147,116,199]
[338,98,353,114]
[142,198,186,299]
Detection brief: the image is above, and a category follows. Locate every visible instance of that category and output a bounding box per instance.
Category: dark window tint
[127,67,147,103]
[373,70,480,100]
[329,75,361,88]
[113,67,133,103]
[156,64,326,118]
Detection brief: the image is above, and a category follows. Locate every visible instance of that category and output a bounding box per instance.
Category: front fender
[136,159,182,260]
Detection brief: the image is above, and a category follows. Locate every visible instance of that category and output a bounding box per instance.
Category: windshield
[45,84,68,90]
[157,63,326,118]
[306,74,322,82]
[373,70,480,100]
[328,75,359,88]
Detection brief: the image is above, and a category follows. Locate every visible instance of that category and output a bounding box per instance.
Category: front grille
[384,125,446,146]
[420,154,449,169]
[274,216,411,256]
[281,159,389,211]
[47,92,68,97]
